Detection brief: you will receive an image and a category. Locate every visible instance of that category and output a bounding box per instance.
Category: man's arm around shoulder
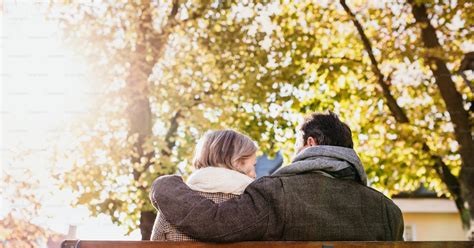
[150,175,282,242]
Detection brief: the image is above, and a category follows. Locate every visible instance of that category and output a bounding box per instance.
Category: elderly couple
[150,112,404,242]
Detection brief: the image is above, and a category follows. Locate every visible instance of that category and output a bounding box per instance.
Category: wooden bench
[61,240,474,248]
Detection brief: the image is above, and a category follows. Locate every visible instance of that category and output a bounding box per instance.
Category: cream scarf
[186,167,254,195]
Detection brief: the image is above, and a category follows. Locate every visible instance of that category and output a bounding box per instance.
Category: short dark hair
[300,111,353,148]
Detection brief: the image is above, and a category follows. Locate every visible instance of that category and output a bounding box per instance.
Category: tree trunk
[409,0,474,235]
[125,59,155,240]
[125,0,184,240]
[140,210,157,240]
[340,0,409,124]
[340,0,471,230]
[125,0,160,240]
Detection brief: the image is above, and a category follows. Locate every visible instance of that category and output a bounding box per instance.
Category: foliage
[167,0,473,196]
[0,169,47,248]
[50,0,473,236]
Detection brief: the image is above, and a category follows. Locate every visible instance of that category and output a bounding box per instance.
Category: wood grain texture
[62,240,474,248]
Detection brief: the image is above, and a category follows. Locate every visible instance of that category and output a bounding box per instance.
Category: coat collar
[273,145,368,185]
[186,167,254,194]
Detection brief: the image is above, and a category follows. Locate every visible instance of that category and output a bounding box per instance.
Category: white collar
[186,167,254,195]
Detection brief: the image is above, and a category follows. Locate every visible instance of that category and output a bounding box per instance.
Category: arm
[385,199,405,241]
[150,175,281,242]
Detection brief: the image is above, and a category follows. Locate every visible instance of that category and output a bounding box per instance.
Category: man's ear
[307,137,318,146]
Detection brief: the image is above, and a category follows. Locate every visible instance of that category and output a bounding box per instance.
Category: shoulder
[243,176,285,201]
[197,191,238,203]
[150,175,184,207]
[364,186,400,205]
[361,185,403,219]
[249,176,283,188]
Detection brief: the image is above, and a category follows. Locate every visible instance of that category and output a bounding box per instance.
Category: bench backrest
[61,240,474,248]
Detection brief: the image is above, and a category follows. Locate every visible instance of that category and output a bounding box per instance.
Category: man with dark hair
[298,111,353,149]
[150,111,404,242]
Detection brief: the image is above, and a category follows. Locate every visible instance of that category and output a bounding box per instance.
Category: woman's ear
[307,137,318,146]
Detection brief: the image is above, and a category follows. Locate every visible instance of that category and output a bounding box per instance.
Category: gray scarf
[273,145,368,185]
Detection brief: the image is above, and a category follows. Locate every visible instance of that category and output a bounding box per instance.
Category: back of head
[193,129,257,171]
[300,111,353,148]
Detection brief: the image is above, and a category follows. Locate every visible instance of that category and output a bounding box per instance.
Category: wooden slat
[62,240,474,248]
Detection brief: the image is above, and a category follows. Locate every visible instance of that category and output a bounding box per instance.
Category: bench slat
[62,240,474,248]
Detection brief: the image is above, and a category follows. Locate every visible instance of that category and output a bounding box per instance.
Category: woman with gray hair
[150,129,258,241]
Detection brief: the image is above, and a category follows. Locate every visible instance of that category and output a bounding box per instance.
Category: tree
[51,0,211,239]
[157,0,473,234]
[340,0,473,230]
[51,0,473,237]
[408,0,474,233]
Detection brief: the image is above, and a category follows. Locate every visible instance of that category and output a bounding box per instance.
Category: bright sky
[1,1,140,240]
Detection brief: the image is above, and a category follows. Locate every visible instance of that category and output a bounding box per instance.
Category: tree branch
[162,110,182,157]
[169,0,180,20]
[340,0,471,229]
[409,0,474,230]
[422,143,469,228]
[340,0,409,123]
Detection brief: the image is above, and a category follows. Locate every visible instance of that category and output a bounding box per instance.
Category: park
[1,0,474,247]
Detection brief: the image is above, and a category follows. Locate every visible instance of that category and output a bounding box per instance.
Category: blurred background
[1,0,473,247]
